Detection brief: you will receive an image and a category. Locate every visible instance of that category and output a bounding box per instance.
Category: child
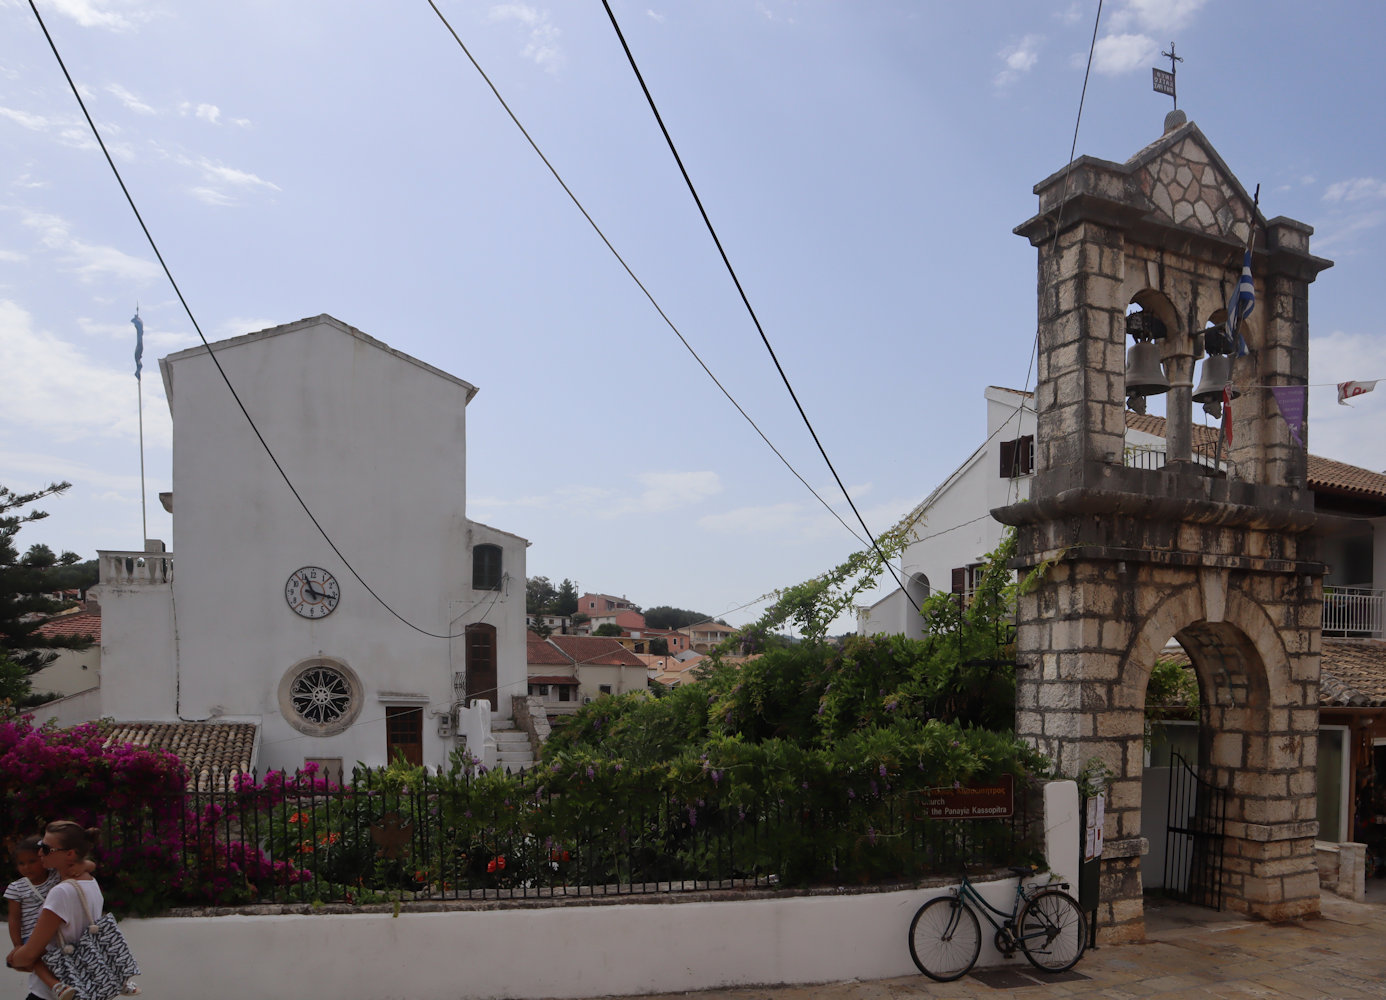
[5,835,92,1000]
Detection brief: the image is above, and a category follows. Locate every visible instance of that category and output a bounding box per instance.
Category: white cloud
[1313,209,1386,253]
[0,106,53,131]
[996,34,1042,87]
[1307,330,1386,471]
[106,84,154,115]
[1323,177,1386,203]
[471,470,721,517]
[645,9,665,23]
[1106,0,1209,34]
[189,186,235,207]
[18,210,161,283]
[488,4,564,74]
[1088,33,1158,75]
[0,249,24,263]
[190,158,279,191]
[699,502,805,536]
[612,470,722,515]
[0,299,168,446]
[44,0,143,31]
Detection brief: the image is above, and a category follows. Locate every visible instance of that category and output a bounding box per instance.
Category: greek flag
[132,312,144,380]
[1224,250,1255,357]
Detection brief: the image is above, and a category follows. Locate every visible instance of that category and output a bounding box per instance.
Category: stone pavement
[576,890,1386,1000]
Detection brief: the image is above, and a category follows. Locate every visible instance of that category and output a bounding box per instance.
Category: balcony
[98,550,174,587]
[1322,586,1383,639]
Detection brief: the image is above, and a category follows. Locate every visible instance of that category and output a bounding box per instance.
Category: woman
[7,821,102,1000]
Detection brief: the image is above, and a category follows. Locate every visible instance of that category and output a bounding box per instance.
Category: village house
[39,316,530,777]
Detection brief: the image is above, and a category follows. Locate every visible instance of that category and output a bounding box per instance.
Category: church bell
[1124,341,1170,397]
[1192,353,1240,404]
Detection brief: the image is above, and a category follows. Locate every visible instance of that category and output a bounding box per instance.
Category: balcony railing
[98,549,174,587]
[1323,586,1384,638]
[1123,445,1227,473]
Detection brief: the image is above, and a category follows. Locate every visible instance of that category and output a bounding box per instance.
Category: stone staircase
[492,720,535,772]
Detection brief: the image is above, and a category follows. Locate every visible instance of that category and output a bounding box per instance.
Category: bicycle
[907,865,1086,982]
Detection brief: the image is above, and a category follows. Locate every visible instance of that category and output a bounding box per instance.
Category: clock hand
[304,580,322,601]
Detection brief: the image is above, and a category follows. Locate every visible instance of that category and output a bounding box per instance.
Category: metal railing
[104,767,1040,907]
[1122,445,1226,473]
[1322,586,1384,638]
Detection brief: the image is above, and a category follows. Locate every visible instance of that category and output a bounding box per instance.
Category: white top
[27,879,103,1000]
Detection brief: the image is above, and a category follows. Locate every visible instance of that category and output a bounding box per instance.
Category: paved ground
[578,888,1386,1000]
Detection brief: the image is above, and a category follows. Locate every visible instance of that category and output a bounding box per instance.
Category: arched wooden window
[473,543,502,590]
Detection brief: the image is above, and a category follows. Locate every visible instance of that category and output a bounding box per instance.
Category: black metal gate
[1164,750,1227,909]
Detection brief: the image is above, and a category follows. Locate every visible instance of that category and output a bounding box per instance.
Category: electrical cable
[424,0,865,548]
[27,0,478,641]
[597,0,912,608]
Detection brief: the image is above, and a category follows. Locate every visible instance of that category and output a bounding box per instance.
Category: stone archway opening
[1139,619,1278,912]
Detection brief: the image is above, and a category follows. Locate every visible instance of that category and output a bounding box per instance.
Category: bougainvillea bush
[0,717,312,914]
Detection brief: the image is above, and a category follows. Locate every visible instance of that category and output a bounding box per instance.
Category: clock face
[285,566,340,619]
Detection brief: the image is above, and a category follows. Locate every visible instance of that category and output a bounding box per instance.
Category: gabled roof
[103,721,258,792]
[545,635,646,667]
[527,632,573,666]
[32,610,100,643]
[160,314,478,405]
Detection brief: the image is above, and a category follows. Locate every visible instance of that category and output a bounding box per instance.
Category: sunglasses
[37,843,65,855]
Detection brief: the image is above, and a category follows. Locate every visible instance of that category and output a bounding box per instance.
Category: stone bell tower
[997,115,1332,941]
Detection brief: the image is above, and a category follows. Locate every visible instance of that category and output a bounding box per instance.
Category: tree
[593,623,623,637]
[525,575,558,614]
[0,482,95,704]
[529,618,553,639]
[644,606,712,630]
[553,579,579,616]
[648,637,669,656]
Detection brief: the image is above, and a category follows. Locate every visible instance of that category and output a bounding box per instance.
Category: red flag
[1222,385,1233,444]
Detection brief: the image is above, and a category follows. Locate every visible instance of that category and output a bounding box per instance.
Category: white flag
[1337,380,1379,406]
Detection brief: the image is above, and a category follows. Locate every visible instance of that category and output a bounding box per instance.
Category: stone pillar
[1033,222,1127,477]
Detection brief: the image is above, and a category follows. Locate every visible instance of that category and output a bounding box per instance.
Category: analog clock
[285,566,340,619]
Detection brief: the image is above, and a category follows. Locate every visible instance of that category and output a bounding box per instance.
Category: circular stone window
[279,657,363,737]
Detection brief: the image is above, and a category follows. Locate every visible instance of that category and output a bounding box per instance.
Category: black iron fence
[104,766,1042,907]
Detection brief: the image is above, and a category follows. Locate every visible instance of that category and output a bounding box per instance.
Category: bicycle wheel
[1017,890,1085,973]
[908,896,981,982]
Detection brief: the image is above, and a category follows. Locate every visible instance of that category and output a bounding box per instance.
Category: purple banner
[1271,386,1307,446]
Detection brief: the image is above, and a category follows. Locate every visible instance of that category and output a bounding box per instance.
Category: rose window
[290,666,353,725]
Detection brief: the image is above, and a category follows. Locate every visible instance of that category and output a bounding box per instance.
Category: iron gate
[1164,750,1227,909]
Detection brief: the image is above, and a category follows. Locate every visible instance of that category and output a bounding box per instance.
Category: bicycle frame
[953,872,1062,954]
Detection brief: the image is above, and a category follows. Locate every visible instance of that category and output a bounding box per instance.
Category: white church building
[44,316,529,780]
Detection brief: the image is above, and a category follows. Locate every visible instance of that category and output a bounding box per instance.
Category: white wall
[28,645,99,700]
[861,388,1034,638]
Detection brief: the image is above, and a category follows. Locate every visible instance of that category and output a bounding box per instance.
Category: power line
[424,1,865,548]
[597,0,913,607]
[29,1,468,641]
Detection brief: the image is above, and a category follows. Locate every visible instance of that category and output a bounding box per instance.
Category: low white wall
[114,780,1081,999]
[120,882,1032,1000]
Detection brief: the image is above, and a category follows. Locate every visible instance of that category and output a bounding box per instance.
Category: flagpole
[138,373,147,547]
[133,307,147,548]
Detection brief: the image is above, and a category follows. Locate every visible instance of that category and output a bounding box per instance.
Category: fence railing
[104,767,1040,907]
[1123,445,1227,474]
[1322,586,1384,638]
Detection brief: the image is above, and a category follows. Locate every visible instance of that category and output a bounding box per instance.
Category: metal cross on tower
[1152,42,1183,108]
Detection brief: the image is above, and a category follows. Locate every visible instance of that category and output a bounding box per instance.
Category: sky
[2,0,1384,636]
